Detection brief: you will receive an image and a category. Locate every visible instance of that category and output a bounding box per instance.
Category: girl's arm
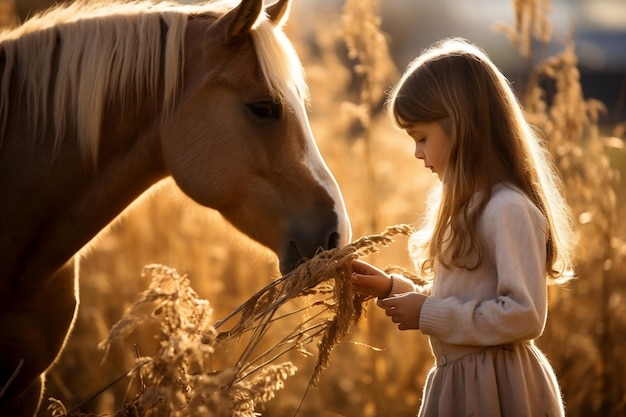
[351,259,425,298]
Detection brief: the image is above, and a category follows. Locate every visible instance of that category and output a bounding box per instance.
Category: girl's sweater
[387,182,549,362]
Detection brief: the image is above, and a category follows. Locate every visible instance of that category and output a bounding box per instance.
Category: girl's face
[404,121,452,179]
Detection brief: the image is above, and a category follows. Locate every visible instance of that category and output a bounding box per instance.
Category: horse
[0,0,351,414]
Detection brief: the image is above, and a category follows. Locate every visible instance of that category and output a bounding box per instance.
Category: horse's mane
[0,0,308,164]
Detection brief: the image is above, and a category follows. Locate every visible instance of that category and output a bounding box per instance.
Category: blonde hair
[0,0,307,165]
[388,38,575,280]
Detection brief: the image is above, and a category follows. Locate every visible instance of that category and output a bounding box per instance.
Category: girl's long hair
[388,38,575,280]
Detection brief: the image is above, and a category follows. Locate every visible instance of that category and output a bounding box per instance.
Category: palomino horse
[0,0,351,414]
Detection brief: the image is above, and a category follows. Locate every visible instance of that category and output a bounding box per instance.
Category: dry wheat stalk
[47,225,416,416]
[214,223,417,387]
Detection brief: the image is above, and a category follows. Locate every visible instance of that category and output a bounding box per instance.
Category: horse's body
[0,0,351,414]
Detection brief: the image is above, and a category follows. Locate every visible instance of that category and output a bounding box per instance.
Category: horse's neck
[0,120,166,283]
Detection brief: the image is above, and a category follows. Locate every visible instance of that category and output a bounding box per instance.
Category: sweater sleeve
[375,273,431,307]
[388,273,421,295]
[419,199,549,346]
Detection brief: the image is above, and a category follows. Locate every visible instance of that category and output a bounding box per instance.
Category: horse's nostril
[328,231,340,250]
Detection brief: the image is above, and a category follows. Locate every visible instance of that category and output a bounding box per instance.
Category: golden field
[1,0,625,416]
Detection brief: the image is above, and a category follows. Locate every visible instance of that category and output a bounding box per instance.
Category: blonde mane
[0,0,308,164]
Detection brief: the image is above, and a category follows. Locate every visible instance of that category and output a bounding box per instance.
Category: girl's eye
[417,137,426,143]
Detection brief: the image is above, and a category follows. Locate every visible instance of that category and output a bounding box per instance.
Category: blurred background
[294,0,626,124]
[2,0,625,416]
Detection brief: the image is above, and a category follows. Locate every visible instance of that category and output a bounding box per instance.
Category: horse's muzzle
[279,226,343,275]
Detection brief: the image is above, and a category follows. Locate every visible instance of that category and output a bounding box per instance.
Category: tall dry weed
[47,226,415,416]
[341,0,396,134]
[498,1,626,415]
[49,264,295,417]
[339,0,397,234]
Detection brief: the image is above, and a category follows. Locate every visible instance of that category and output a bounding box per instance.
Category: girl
[351,38,576,417]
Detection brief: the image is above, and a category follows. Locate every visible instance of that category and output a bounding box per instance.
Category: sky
[291,0,625,120]
[292,0,626,71]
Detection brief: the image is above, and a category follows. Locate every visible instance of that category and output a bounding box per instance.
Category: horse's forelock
[251,17,309,105]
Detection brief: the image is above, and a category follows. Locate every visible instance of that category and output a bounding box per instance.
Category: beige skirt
[418,343,566,417]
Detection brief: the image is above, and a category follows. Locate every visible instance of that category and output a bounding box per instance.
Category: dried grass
[498,1,626,414]
[47,225,416,416]
[495,0,552,57]
[215,224,417,385]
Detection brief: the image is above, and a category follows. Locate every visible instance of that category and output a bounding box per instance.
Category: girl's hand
[378,292,428,330]
[351,259,393,298]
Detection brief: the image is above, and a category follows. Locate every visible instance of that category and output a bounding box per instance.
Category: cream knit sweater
[384,183,565,416]
[387,183,548,354]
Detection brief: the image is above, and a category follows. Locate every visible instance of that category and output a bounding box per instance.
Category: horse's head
[160,0,351,274]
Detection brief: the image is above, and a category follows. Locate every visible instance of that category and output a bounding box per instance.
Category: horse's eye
[247,101,281,119]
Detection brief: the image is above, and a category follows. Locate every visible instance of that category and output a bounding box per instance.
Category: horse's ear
[266,0,291,27]
[216,0,263,43]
